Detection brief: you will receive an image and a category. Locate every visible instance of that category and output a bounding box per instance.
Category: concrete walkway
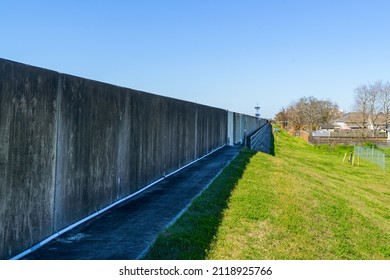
[22,146,241,260]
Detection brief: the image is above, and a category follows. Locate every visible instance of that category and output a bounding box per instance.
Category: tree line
[275,96,342,132]
[275,80,390,135]
[353,80,390,135]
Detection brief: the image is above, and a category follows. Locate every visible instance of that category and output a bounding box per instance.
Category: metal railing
[246,122,272,153]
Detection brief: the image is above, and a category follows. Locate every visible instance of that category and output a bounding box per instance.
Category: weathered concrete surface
[0,59,58,259]
[22,146,241,260]
[54,74,125,231]
[0,58,229,259]
[54,74,228,232]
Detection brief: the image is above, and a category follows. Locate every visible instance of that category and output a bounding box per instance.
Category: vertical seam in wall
[195,105,198,159]
[52,73,62,233]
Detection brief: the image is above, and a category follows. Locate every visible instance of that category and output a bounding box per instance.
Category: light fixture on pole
[254,103,260,119]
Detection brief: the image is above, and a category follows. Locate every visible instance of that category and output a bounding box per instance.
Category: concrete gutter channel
[21,146,242,260]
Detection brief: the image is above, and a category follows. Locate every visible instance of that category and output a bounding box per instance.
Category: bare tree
[286,103,305,131]
[275,107,288,129]
[353,84,371,138]
[367,81,382,136]
[380,81,390,136]
[354,81,390,138]
[295,96,320,133]
[317,99,342,125]
[276,96,341,133]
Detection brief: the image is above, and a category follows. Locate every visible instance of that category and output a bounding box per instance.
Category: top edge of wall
[0,57,231,113]
[0,57,267,120]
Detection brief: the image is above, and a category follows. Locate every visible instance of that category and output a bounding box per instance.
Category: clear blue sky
[2,0,390,118]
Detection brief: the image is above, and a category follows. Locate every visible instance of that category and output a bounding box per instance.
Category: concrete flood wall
[0,58,228,259]
[0,60,59,260]
[229,112,266,145]
[54,75,227,231]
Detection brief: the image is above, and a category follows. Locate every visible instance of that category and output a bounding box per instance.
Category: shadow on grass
[268,127,276,156]
[271,130,276,155]
[143,148,257,260]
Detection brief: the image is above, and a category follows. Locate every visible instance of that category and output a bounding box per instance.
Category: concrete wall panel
[54,75,125,230]
[0,59,58,259]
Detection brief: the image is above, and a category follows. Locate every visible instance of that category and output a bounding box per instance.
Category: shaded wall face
[54,75,126,230]
[54,77,227,231]
[0,60,58,259]
[0,58,228,259]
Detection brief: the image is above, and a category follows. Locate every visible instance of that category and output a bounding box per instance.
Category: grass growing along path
[145,129,390,260]
[144,147,256,260]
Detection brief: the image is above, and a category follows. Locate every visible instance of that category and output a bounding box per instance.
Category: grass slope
[145,129,390,260]
[144,148,256,260]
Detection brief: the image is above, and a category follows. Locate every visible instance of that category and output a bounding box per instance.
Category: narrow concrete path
[23,146,241,260]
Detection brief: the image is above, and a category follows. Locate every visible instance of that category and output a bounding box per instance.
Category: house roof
[334,112,388,125]
[319,124,335,129]
[333,112,361,123]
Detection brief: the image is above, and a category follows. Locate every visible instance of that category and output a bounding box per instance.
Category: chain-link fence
[354,145,386,170]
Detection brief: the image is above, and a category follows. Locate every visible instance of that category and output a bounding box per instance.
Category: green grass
[144,129,390,260]
[313,143,354,156]
[144,148,257,259]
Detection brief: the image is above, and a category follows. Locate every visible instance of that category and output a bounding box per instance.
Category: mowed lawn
[145,129,390,260]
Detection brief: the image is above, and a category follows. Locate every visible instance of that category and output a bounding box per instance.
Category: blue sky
[1,0,390,118]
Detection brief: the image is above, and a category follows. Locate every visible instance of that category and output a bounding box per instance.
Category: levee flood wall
[0,58,261,259]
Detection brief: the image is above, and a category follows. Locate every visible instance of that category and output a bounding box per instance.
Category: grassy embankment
[145,128,390,260]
